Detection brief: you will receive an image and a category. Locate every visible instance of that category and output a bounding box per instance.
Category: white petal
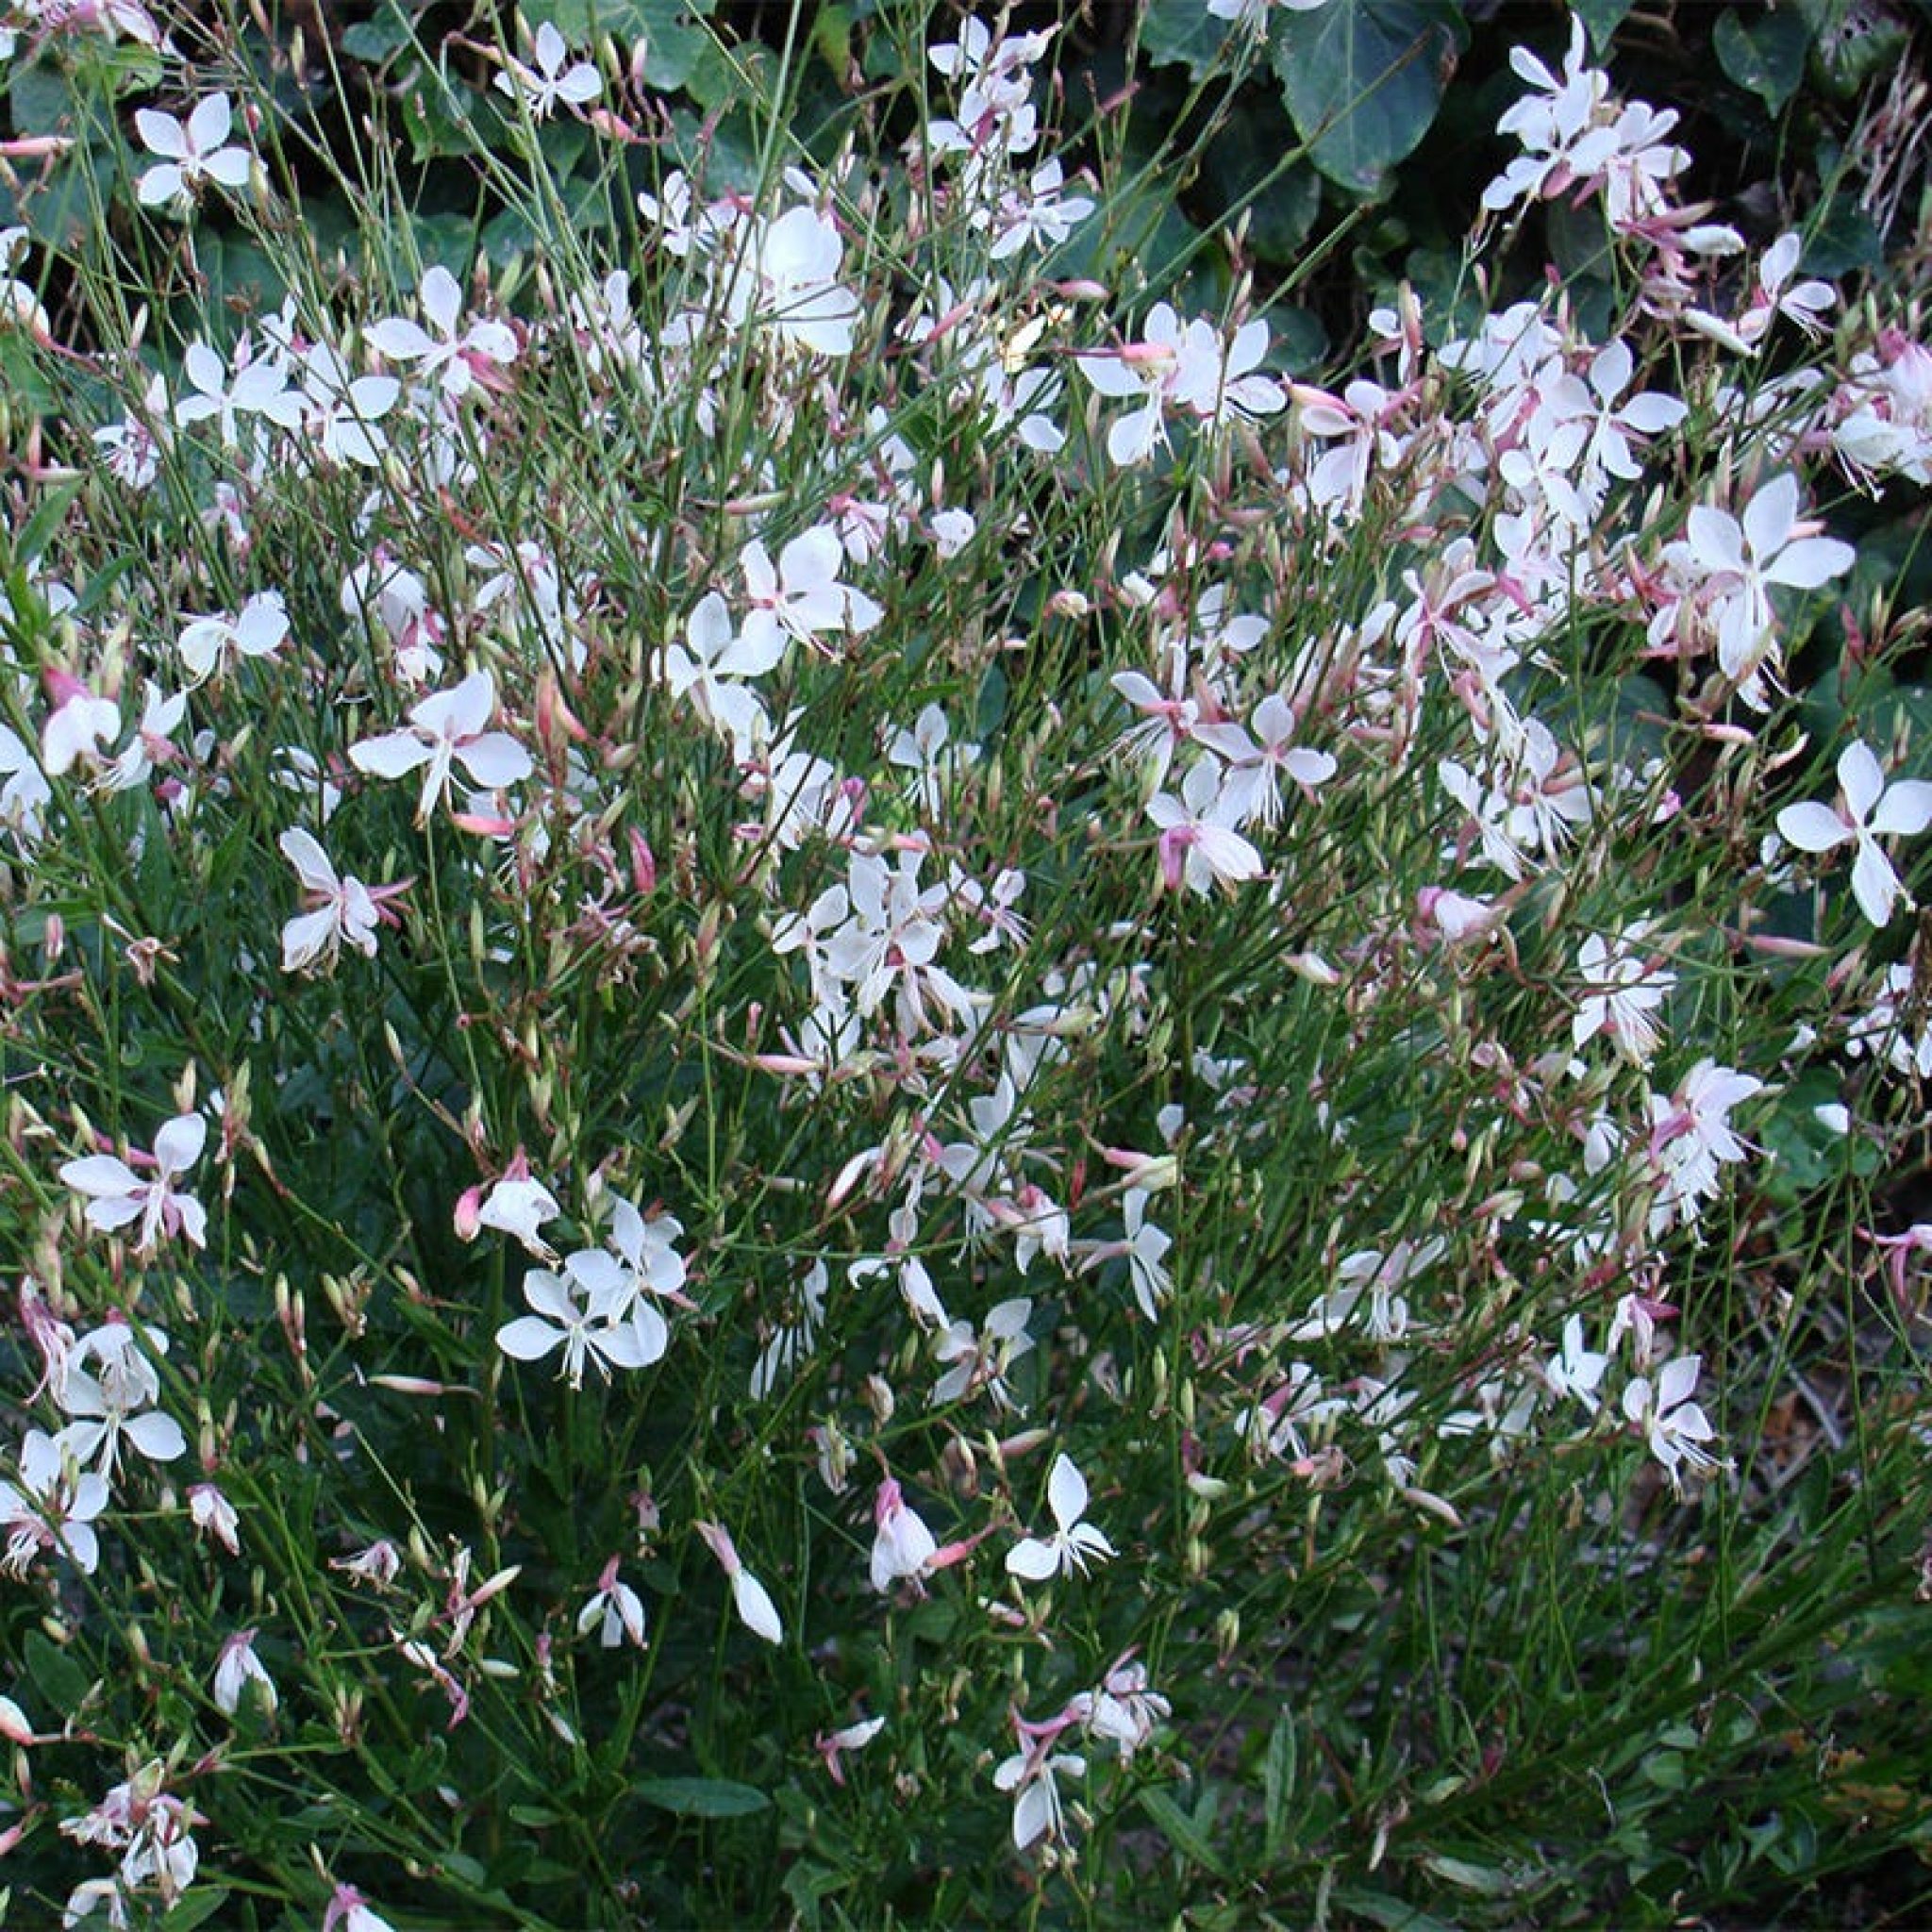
[732,1570,784,1643]
[278,826,339,893]
[1046,1454,1088,1530]
[1852,839,1902,926]
[155,1114,207,1174]
[350,730,431,779]
[495,1316,563,1361]
[1774,802,1850,854]
[1005,1536,1060,1581]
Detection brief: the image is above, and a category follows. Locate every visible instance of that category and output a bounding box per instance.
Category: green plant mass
[0,1,1929,1924]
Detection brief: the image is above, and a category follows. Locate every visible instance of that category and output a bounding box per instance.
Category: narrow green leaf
[161,1889,231,1930]
[1262,1712,1297,1859]
[634,1775,771,1818]
[1138,1785,1232,1879]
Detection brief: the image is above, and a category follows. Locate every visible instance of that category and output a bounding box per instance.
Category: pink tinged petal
[1763,536,1854,589]
[453,732,533,789]
[733,1570,784,1643]
[1852,839,1903,926]
[1871,781,1932,837]
[1839,741,1886,821]
[1775,802,1850,853]
[174,1197,208,1249]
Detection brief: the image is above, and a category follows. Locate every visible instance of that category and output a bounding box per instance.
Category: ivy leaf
[1270,0,1467,195]
[1140,0,1236,80]
[1569,0,1634,57]
[1714,8,1813,113]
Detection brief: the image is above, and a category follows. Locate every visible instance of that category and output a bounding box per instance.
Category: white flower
[211,1628,277,1716]
[1147,760,1265,895]
[576,1557,647,1648]
[992,1734,1086,1849]
[60,1113,208,1254]
[931,1297,1033,1408]
[1007,1453,1115,1582]
[718,206,862,358]
[475,1168,560,1258]
[494,21,601,121]
[365,266,518,398]
[1776,741,1932,927]
[695,1519,783,1643]
[496,1266,658,1389]
[0,1428,108,1576]
[278,828,388,974]
[1622,1353,1723,1494]
[1543,1314,1608,1409]
[135,92,252,209]
[175,590,290,684]
[740,526,883,661]
[52,1323,186,1474]
[870,1476,940,1592]
[349,669,533,824]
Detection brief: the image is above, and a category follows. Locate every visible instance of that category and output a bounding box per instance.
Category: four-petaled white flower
[60,1113,208,1254]
[211,1628,278,1717]
[365,266,519,399]
[53,1323,187,1474]
[992,1728,1086,1850]
[1007,1453,1114,1582]
[496,1264,658,1390]
[1776,741,1932,927]
[495,21,602,121]
[0,1428,108,1576]
[135,92,253,209]
[177,590,290,684]
[1147,760,1265,895]
[349,669,533,824]
[576,1556,647,1648]
[1622,1353,1722,1494]
[278,827,399,974]
[870,1476,941,1593]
